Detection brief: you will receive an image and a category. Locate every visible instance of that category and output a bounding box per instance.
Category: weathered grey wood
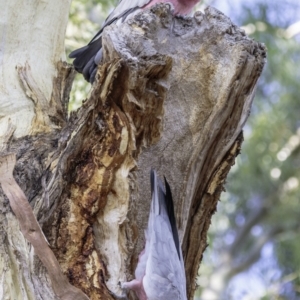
[0,154,89,300]
[98,5,265,299]
[0,4,266,300]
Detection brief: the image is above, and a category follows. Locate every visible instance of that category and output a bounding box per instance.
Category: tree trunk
[0,3,266,300]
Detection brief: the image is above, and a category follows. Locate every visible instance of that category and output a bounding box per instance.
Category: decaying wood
[0,154,89,300]
[0,4,266,300]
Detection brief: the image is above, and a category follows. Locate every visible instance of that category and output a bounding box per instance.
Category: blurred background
[65,1,300,299]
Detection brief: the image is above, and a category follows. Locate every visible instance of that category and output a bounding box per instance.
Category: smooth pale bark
[0,3,266,300]
[0,0,73,299]
[0,0,71,140]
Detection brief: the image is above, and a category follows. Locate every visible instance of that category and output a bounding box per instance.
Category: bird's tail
[150,169,181,260]
[69,38,102,83]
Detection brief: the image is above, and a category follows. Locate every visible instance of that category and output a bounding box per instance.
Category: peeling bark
[0,154,89,300]
[0,4,266,300]
[0,0,72,139]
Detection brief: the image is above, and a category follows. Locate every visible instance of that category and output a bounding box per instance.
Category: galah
[121,169,187,300]
[69,0,200,83]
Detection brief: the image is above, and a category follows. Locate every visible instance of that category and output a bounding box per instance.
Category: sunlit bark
[0,3,265,300]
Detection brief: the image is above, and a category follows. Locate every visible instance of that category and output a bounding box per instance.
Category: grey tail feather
[69,38,102,82]
[164,176,181,260]
[68,6,141,83]
[150,169,155,196]
[150,169,181,260]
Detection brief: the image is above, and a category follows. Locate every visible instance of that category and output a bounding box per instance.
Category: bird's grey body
[122,170,187,300]
[69,0,200,83]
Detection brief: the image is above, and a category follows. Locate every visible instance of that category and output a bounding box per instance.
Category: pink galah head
[144,0,200,15]
[70,0,201,83]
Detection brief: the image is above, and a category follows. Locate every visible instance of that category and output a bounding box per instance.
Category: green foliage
[197,1,300,299]
[66,0,117,110]
[229,0,300,254]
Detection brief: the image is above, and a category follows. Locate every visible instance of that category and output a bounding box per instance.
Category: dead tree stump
[0,4,266,300]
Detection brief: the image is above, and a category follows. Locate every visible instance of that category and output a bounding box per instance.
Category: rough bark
[0,154,89,300]
[0,4,266,300]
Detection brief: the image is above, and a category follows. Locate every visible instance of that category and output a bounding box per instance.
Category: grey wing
[143,170,187,300]
[104,0,152,25]
[143,215,187,300]
[69,0,151,83]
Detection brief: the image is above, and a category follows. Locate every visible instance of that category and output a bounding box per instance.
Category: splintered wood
[0,4,265,300]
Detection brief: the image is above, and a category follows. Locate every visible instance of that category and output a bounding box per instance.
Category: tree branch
[0,154,89,300]
[0,0,72,140]
[229,203,269,255]
[228,225,293,278]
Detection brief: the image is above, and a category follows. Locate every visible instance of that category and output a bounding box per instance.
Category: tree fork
[0,4,266,300]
